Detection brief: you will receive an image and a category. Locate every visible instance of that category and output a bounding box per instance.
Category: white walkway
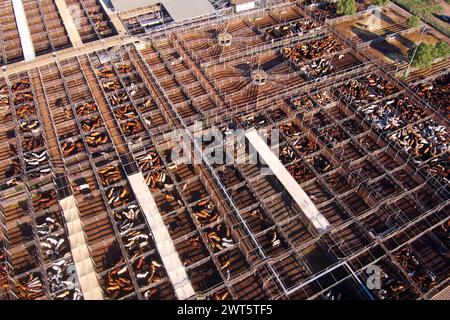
[99,0,128,35]
[54,0,83,47]
[128,172,195,300]
[12,0,35,61]
[59,196,104,300]
[245,129,331,233]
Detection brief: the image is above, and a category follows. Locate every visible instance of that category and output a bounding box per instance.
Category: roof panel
[110,0,160,12]
[162,0,216,22]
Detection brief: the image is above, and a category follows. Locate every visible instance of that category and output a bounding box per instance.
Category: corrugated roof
[110,0,160,12]
[111,0,216,22]
[162,0,216,22]
[231,0,255,4]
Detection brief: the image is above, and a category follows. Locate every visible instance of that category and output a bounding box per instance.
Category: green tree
[407,15,421,27]
[337,0,357,15]
[435,40,450,58]
[337,0,345,15]
[408,43,436,68]
[373,0,389,5]
[346,0,357,15]
[413,4,443,17]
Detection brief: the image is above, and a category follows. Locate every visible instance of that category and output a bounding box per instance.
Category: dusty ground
[428,0,450,34]
[334,7,408,42]
[367,30,441,66]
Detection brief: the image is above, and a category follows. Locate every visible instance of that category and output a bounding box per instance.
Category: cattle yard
[0,0,449,300]
[0,0,117,66]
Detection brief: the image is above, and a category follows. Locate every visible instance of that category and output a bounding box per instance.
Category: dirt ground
[367,30,441,65]
[334,8,408,42]
[428,0,450,34]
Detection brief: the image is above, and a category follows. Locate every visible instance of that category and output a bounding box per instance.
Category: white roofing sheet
[111,0,215,22]
[162,0,216,22]
[110,0,160,12]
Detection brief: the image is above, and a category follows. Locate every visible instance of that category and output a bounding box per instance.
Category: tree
[337,0,345,15]
[408,43,436,68]
[407,15,421,27]
[413,4,443,17]
[409,40,450,69]
[346,0,357,15]
[435,40,450,59]
[337,0,357,15]
[373,0,389,5]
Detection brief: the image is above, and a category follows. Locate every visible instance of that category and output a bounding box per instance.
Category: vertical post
[404,26,426,78]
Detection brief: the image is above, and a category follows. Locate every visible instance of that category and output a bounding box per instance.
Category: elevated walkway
[12,0,35,61]
[55,0,83,47]
[59,196,104,300]
[128,172,195,299]
[245,128,331,233]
